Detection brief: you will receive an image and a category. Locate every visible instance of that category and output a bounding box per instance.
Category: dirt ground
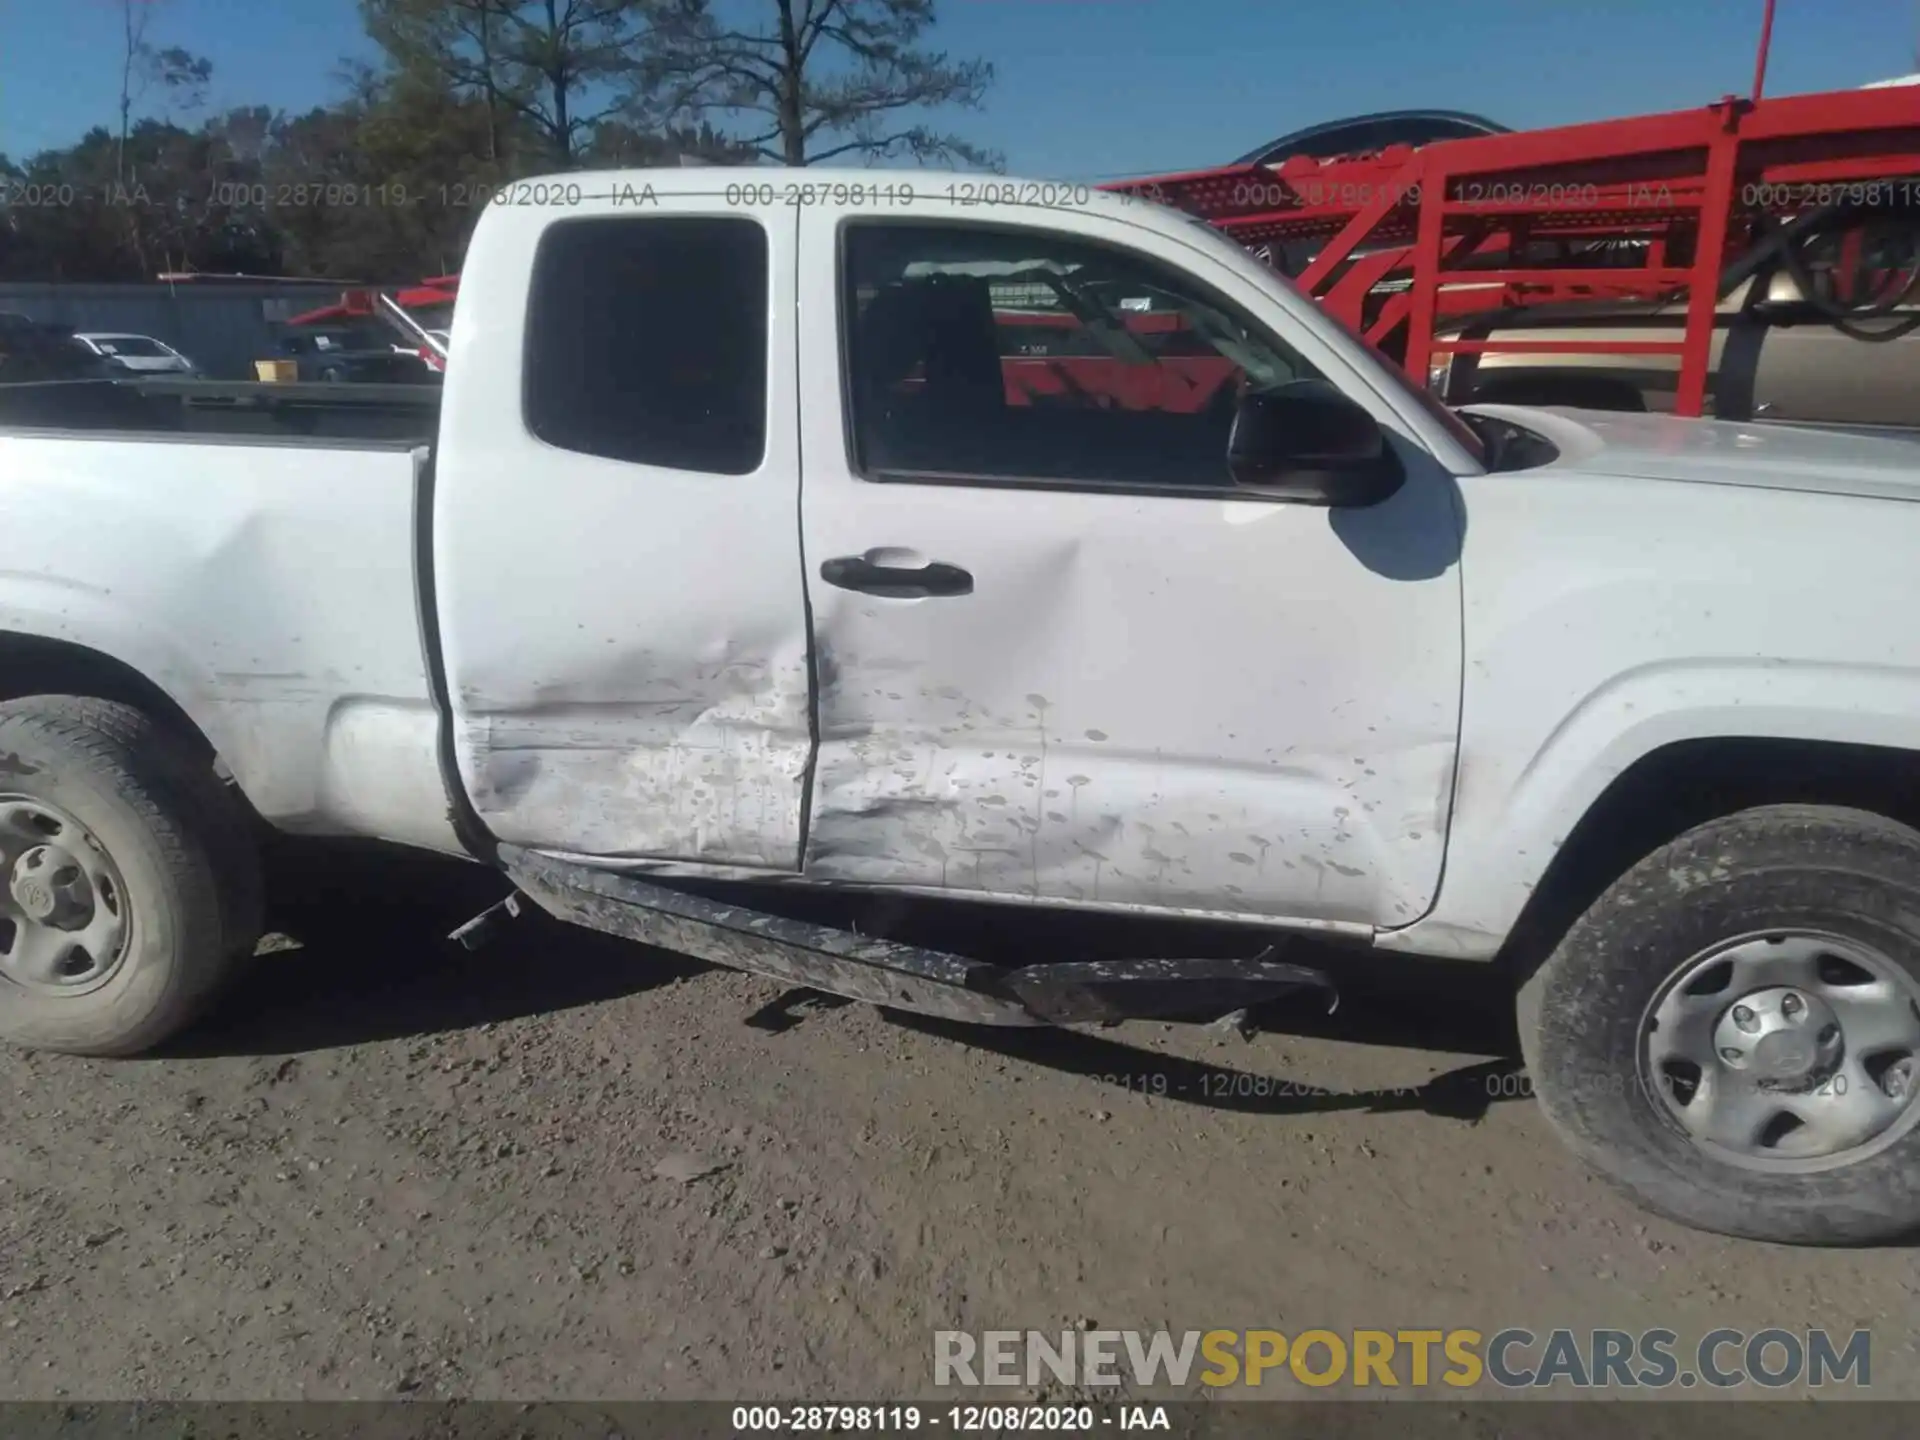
[1,838,1916,1403]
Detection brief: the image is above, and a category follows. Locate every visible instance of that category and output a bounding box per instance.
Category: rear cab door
[793,188,1469,929]
[434,181,812,869]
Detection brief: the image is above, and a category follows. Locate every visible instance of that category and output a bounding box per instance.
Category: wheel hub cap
[0,798,131,994]
[1640,931,1920,1172]
[1712,985,1841,1088]
[12,874,53,920]
[11,845,91,927]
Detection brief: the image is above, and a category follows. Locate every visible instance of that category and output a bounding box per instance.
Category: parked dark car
[0,315,127,383]
[1233,109,1510,167]
[271,326,436,384]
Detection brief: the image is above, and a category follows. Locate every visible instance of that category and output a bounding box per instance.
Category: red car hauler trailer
[284,277,458,374]
[1100,3,1920,419]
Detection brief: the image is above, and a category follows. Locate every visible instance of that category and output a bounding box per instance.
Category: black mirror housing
[1227,380,1405,506]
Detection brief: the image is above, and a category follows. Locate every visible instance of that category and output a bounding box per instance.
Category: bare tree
[117,0,159,187]
[643,0,997,168]
[362,0,510,162]
[362,0,654,167]
[117,0,151,187]
[114,0,212,273]
[118,2,212,181]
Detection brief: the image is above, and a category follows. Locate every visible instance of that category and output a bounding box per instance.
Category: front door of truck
[435,191,811,869]
[793,202,1466,927]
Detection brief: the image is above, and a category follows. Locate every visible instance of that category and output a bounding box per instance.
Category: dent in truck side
[30,173,1920,974]
[432,192,813,870]
[790,202,1471,929]
[432,176,1488,934]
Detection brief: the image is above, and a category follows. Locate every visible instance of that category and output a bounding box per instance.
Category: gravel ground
[1,839,1916,1402]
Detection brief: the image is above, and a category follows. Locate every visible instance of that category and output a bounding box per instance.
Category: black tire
[0,697,263,1056]
[1519,804,1920,1245]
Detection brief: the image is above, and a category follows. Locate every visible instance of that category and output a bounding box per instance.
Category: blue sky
[1,0,1914,180]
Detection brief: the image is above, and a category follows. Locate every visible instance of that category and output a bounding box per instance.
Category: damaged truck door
[434,195,813,868]
[793,208,1464,927]
[431,186,1462,923]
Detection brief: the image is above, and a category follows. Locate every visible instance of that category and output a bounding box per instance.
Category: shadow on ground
[863,891,1527,1122]
[165,837,1526,1124]
[163,836,706,1058]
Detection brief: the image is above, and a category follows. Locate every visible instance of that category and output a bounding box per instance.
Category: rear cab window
[523,215,769,475]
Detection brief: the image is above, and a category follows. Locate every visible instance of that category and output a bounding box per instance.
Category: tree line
[0,0,998,283]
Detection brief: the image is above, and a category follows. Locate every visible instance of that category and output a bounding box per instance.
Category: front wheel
[1519,804,1920,1244]
[0,697,262,1056]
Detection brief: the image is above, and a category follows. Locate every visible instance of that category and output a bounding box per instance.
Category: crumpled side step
[501,844,1042,1026]
[1003,952,1333,1025]
[498,845,1334,1029]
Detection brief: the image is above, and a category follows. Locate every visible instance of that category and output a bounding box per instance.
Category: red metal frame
[995,310,1238,411]
[1102,79,1920,416]
[284,276,460,328]
[1751,0,1778,102]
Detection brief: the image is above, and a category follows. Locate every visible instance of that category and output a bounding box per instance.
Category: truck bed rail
[0,376,440,443]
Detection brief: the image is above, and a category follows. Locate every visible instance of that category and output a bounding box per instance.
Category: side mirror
[1227,380,1405,506]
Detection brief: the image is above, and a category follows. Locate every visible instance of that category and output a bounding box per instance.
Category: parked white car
[73,333,195,374]
[6,171,1920,1246]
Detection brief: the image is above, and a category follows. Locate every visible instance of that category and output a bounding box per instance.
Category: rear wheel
[1519,804,1920,1244]
[0,697,262,1056]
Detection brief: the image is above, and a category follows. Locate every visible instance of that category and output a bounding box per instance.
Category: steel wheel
[0,794,133,996]
[0,697,261,1057]
[1641,930,1920,1173]
[1523,805,1920,1242]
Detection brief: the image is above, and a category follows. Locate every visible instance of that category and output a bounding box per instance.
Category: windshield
[87,336,169,357]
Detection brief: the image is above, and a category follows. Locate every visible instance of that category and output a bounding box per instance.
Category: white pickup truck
[5,171,1920,1246]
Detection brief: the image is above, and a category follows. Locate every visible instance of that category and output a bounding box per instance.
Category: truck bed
[0,414,453,854]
